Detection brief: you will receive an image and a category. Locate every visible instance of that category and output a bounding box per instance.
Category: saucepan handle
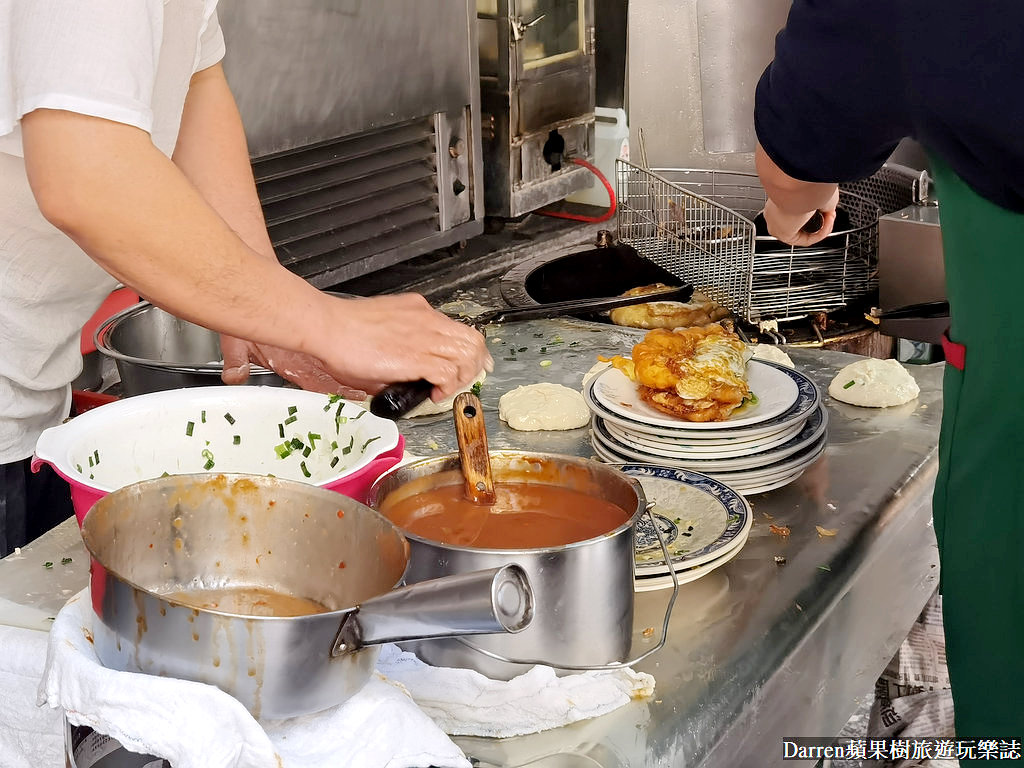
[331,564,533,657]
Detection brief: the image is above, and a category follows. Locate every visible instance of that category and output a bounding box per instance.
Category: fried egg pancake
[602,324,752,422]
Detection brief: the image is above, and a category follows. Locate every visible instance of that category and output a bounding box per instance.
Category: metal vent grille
[253,118,441,287]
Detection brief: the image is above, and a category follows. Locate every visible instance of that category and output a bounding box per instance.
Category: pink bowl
[33,436,405,527]
[32,386,406,525]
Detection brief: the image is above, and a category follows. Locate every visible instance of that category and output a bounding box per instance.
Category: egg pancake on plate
[602,324,752,422]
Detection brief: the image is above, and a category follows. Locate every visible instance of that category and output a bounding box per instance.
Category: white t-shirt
[0,0,225,462]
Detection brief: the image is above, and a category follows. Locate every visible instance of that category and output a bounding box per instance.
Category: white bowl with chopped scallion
[34,387,401,493]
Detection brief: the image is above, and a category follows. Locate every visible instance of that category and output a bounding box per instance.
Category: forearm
[21,108,328,355]
[755,142,838,213]
[172,63,276,260]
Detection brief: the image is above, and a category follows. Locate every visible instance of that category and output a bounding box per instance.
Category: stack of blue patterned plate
[585,359,826,495]
[622,464,753,591]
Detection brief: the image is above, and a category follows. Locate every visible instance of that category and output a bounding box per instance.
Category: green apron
[930,156,1024,748]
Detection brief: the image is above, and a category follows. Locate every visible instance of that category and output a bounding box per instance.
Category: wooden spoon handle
[453,392,495,505]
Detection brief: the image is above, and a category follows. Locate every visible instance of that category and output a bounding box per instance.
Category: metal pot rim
[93,302,274,374]
[368,450,646,554]
[81,473,410,623]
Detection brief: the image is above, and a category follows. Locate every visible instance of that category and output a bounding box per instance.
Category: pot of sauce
[366,451,648,680]
[81,473,533,719]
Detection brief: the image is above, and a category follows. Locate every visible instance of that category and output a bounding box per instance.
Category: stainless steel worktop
[393,316,942,768]
[0,316,943,768]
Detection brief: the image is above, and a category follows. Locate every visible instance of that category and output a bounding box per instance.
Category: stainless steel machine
[217,0,485,288]
[477,0,597,217]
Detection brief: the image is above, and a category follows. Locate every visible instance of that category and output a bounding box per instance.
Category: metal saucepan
[81,474,534,719]
[366,452,650,680]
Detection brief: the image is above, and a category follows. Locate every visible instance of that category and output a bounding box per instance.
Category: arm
[21,108,491,397]
[170,62,351,391]
[755,143,839,247]
[753,0,908,245]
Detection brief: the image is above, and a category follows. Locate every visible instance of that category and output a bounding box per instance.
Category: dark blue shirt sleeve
[754,0,912,184]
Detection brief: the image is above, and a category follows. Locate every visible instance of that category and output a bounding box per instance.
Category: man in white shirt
[0,1,492,555]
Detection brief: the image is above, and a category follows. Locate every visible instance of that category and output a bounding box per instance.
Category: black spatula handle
[370,378,434,420]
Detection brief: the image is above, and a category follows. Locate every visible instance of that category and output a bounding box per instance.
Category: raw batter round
[828,358,920,407]
[498,383,590,431]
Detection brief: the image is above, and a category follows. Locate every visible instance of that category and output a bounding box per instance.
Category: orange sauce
[164,586,329,617]
[380,482,630,549]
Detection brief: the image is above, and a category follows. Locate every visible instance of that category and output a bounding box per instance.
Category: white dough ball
[828,358,920,407]
[498,383,590,431]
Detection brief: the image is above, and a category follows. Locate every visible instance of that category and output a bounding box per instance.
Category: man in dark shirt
[755,0,1024,752]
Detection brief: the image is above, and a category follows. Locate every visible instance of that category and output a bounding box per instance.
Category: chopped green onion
[843,380,855,389]
[336,416,349,425]
[88,455,94,467]
[203,460,215,470]
[201,410,206,423]
[308,432,321,449]
[224,413,235,425]
[233,435,241,445]
[284,415,298,425]
[94,449,100,465]
[361,436,381,452]
[299,461,311,478]
[569,341,580,347]
[61,557,72,565]
[290,438,304,450]
[201,448,215,470]
[517,347,527,353]
[342,436,354,455]
[287,405,298,416]
[161,471,170,477]
[43,561,53,569]
[275,443,292,458]
[540,347,547,354]
[330,441,339,450]
[76,464,83,473]
[470,381,482,397]
[353,410,366,420]
[817,565,832,572]
[89,474,94,480]
[539,360,553,367]
[330,456,340,469]
[302,446,312,458]
[278,423,285,438]
[186,421,195,437]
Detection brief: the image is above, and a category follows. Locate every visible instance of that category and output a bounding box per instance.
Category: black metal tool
[370,284,694,420]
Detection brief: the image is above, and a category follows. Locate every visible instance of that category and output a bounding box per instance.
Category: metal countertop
[0,315,943,768]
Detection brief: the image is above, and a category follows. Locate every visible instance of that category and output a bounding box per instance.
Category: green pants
[930,157,1024,750]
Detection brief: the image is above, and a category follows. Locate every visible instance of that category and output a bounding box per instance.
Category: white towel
[376,644,656,738]
[38,590,656,766]
[38,592,471,768]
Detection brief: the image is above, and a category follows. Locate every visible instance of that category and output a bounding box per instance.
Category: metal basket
[615,161,882,323]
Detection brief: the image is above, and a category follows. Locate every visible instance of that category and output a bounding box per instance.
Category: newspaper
[828,591,957,768]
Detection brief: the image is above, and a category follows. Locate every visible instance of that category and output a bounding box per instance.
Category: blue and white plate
[619,464,752,578]
[634,537,747,592]
[603,417,803,457]
[585,359,821,440]
[593,404,828,471]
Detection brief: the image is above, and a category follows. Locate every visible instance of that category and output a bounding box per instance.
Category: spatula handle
[453,392,495,505]
[370,378,433,420]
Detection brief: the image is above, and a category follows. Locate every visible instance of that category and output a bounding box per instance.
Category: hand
[762,186,840,246]
[301,293,494,401]
[220,335,368,399]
